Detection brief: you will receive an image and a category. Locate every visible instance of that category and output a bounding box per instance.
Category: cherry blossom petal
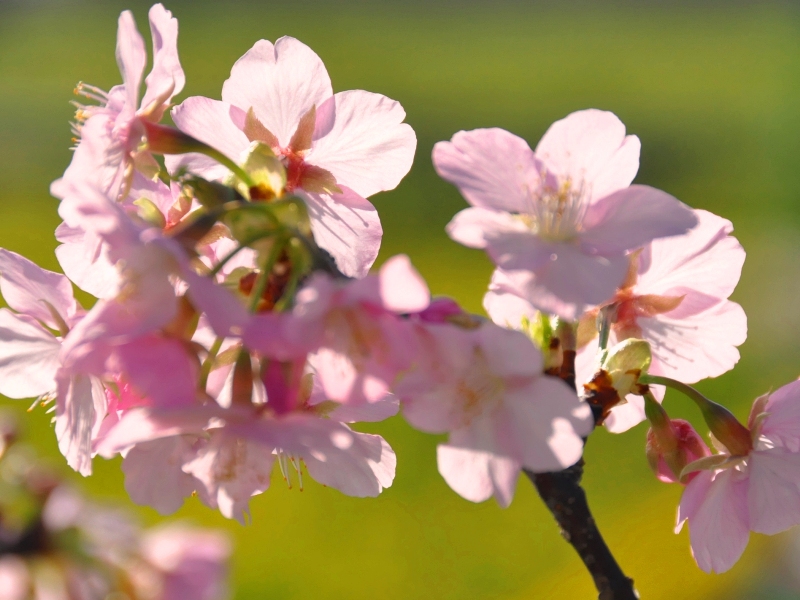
[140,4,185,113]
[0,310,60,398]
[116,11,146,109]
[436,443,520,507]
[636,209,745,300]
[483,287,537,331]
[747,449,800,535]
[167,97,250,181]
[113,336,198,408]
[378,254,430,313]
[640,300,746,384]
[324,395,400,423]
[308,90,415,198]
[534,109,641,202]
[312,347,389,405]
[141,525,231,600]
[0,249,78,328]
[55,223,119,300]
[221,37,332,148]
[183,270,249,338]
[581,185,698,255]
[96,407,220,457]
[680,469,750,574]
[55,373,106,476]
[504,379,592,472]
[446,208,550,269]
[301,187,382,278]
[761,380,800,453]
[433,128,542,213]
[122,437,198,515]
[501,247,629,321]
[183,432,274,524]
[479,324,543,378]
[303,429,396,497]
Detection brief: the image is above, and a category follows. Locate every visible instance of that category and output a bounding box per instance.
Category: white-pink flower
[436,110,698,320]
[53,4,184,200]
[0,249,106,476]
[396,317,593,507]
[245,254,429,405]
[486,209,747,433]
[677,380,800,573]
[138,524,231,600]
[166,36,416,277]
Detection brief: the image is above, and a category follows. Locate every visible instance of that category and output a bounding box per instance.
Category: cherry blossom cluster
[2,2,799,582]
[0,413,230,600]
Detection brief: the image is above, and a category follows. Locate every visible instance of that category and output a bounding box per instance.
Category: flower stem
[143,121,257,189]
[208,231,278,278]
[639,374,752,455]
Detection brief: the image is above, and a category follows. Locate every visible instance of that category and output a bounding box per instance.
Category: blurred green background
[2,0,800,598]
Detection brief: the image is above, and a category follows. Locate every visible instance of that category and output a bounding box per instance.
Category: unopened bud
[646,417,711,484]
[143,121,207,155]
[604,338,651,397]
[698,399,753,457]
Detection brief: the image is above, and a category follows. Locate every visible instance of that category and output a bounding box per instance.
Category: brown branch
[525,460,638,600]
[529,335,639,599]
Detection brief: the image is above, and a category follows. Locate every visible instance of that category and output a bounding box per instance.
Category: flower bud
[646,418,711,484]
[604,338,651,397]
[142,121,208,155]
[697,398,752,457]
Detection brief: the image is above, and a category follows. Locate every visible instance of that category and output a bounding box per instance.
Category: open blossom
[436,110,698,320]
[396,312,593,507]
[136,525,231,600]
[677,380,800,573]
[245,254,430,405]
[55,172,191,299]
[96,314,399,522]
[0,249,108,476]
[166,36,416,277]
[52,4,184,200]
[487,209,747,433]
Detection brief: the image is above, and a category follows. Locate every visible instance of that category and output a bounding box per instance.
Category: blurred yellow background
[2,1,800,598]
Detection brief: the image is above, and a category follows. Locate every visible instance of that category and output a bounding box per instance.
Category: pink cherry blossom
[436,111,698,320]
[245,254,429,405]
[486,209,746,433]
[677,381,800,573]
[575,209,746,432]
[55,172,191,299]
[138,525,231,600]
[165,37,416,277]
[396,317,593,507]
[52,4,184,200]
[0,249,110,476]
[96,312,399,520]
